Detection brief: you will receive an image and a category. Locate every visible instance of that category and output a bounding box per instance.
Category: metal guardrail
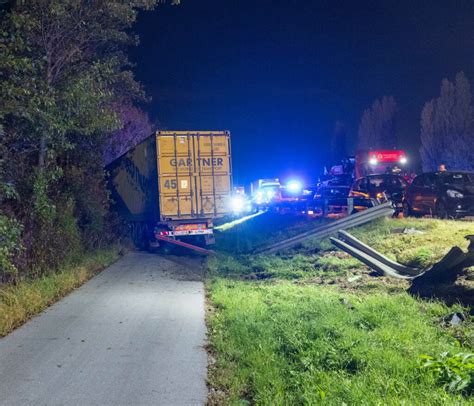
[255,202,394,254]
[336,230,422,276]
[331,231,474,281]
[330,237,415,279]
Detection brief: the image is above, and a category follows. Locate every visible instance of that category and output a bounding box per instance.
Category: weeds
[420,352,474,395]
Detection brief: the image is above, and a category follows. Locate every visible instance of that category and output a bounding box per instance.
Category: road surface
[0,252,208,406]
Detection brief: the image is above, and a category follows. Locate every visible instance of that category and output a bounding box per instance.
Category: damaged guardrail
[255,202,394,254]
[333,230,422,277]
[331,231,474,284]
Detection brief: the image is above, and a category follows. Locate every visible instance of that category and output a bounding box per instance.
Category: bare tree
[420,71,474,171]
[357,96,398,150]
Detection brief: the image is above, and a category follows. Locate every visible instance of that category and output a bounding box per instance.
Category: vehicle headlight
[447,189,463,198]
[399,156,407,164]
[231,196,245,212]
[369,157,378,165]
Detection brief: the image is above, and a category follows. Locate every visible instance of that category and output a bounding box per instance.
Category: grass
[206,215,474,405]
[0,247,122,337]
[214,211,327,254]
[208,281,471,405]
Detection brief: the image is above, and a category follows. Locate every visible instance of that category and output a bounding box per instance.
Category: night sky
[131,0,474,185]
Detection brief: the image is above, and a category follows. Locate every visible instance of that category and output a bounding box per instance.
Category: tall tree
[0,1,164,277]
[330,120,347,163]
[357,96,398,150]
[0,1,156,174]
[420,71,474,171]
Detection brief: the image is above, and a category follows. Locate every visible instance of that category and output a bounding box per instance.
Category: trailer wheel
[142,228,151,251]
[152,226,172,254]
[130,222,142,249]
[130,222,150,250]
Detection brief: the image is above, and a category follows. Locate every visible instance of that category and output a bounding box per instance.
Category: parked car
[274,185,316,214]
[313,183,351,213]
[403,171,474,218]
[349,174,408,213]
[314,174,352,213]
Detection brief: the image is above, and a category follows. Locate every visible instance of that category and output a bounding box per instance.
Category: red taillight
[157,231,169,236]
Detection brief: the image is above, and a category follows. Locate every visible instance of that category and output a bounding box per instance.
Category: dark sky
[131,0,474,185]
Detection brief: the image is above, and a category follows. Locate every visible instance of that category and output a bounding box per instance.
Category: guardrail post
[347,198,354,215]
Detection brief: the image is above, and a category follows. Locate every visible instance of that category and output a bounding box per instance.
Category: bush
[28,196,82,278]
[420,352,474,395]
[0,215,23,283]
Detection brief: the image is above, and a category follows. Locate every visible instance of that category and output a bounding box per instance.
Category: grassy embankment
[0,247,122,337]
[207,213,474,405]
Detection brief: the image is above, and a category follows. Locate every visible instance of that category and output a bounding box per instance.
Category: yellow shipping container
[107,131,232,249]
[157,131,231,220]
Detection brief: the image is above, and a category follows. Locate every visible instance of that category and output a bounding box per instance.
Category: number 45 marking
[164,179,177,189]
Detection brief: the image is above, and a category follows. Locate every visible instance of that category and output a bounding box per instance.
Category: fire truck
[355,149,408,178]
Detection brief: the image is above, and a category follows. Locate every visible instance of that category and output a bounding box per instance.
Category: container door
[193,134,231,217]
[157,134,196,218]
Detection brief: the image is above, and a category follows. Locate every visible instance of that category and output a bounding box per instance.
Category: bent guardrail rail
[330,237,415,279]
[255,202,394,254]
[331,231,474,283]
[337,230,422,277]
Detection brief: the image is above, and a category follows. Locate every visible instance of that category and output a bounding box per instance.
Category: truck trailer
[106,131,232,250]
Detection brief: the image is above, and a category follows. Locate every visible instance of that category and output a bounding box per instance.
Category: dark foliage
[0,0,160,282]
[358,96,398,150]
[420,72,474,172]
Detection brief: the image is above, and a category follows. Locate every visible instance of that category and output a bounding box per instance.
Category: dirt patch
[161,255,206,281]
[295,269,410,293]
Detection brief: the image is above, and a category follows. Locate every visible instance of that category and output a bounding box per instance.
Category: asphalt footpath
[0,252,208,406]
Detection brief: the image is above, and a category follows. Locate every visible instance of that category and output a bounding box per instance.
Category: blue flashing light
[287,180,302,194]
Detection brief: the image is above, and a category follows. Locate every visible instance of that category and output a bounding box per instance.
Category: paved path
[0,252,207,406]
